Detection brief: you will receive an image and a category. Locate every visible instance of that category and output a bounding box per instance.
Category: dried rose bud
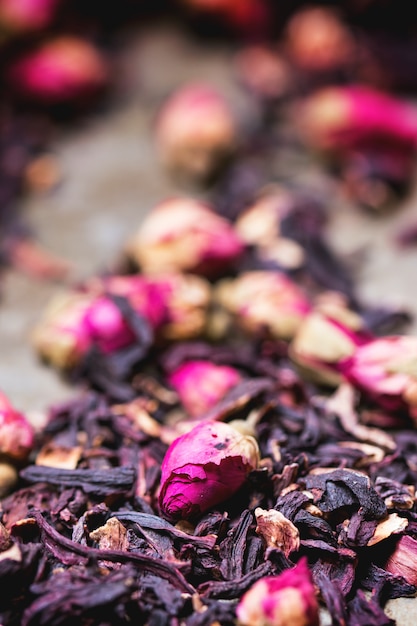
[168,360,242,417]
[217,271,311,340]
[284,7,355,74]
[7,36,107,103]
[0,0,59,33]
[234,47,292,102]
[235,187,305,270]
[126,198,244,277]
[0,392,35,462]
[31,280,161,369]
[150,273,212,341]
[289,294,370,385]
[385,535,417,586]
[155,84,237,182]
[298,86,417,154]
[159,420,259,521]
[236,558,319,626]
[341,335,417,414]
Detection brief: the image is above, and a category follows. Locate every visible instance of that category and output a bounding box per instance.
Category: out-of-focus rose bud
[217,271,311,340]
[235,187,305,270]
[289,293,370,385]
[126,198,244,277]
[0,0,59,34]
[0,392,35,462]
[236,558,319,626]
[150,273,212,341]
[341,335,417,415]
[284,7,355,74]
[179,0,268,37]
[298,86,417,154]
[7,36,108,104]
[155,84,237,182]
[31,278,163,369]
[159,420,259,521]
[168,360,242,417]
[234,47,293,102]
[385,535,417,586]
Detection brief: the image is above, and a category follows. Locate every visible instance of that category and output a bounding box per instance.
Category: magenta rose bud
[298,86,417,154]
[0,392,35,462]
[159,421,259,521]
[83,296,136,354]
[126,197,244,277]
[7,36,107,103]
[0,0,59,33]
[155,83,237,182]
[341,335,417,414]
[236,559,319,626]
[168,360,242,417]
[217,271,311,340]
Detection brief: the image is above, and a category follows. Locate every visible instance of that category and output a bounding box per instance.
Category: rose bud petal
[234,46,293,102]
[126,197,244,277]
[289,293,371,385]
[0,392,35,462]
[236,558,319,626]
[298,86,417,154]
[31,291,94,369]
[159,420,259,521]
[217,270,311,340]
[284,7,355,74]
[155,83,237,182]
[83,296,137,354]
[7,36,107,104]
[86,275,167,331]
[385,535,417,587]
[341,335,417,414]
[150,273,212,341]
[168,360,242,417]
[0,0,59,34]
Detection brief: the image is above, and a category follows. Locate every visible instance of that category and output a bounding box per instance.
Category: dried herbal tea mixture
[3,1,417,625]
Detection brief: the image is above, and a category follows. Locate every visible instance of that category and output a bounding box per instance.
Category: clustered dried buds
[0,392,34,462]
[159,420,259,520]
[236,559,319,626]
[168,360,242,417]
[155,84,238,182]
[126,197,244,277]
[7,36,108,103]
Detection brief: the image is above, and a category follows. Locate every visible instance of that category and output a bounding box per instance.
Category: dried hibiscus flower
[159,420,259,521]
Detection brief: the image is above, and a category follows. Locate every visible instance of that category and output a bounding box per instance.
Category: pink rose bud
[341,335,417,414]
[0,0,59,33]
[126,198,244,277]
[159,420,259,520]
[8,36,107,103]
[284,7,355,74]
[83,297,136,354]
[168,360,242,417]
[289,293,370,385]
[234,46,293,102]
[0,392,35,462]
[149,273,212,340]
[236,558,319,626]
[298,86,417,154]
[217,271,311,340]
[155,84,237,181]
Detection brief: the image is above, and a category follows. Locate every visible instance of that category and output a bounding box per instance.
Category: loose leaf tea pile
[4,2,417,625]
